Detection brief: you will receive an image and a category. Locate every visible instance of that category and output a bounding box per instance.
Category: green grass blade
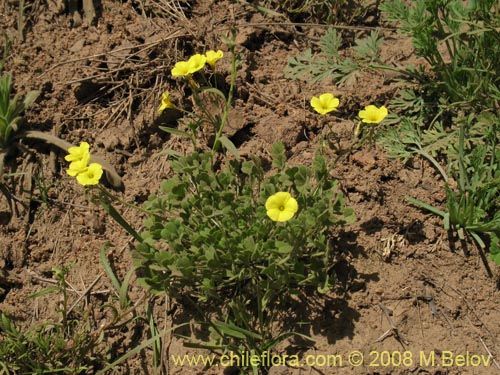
[100,243,122,292]
[406,196,446,218]
[95,323,189,374]
[119,269,134,310]
[97,195,142,242]
[159,126,190,137]
[28,286,60,299]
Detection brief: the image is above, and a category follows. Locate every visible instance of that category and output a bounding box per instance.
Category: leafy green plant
[371,1,500,268]
[253,0,364,24]
[74,36,356,374]
[0,312,95,374]
[133,142,354,372]
[284,1,500,269]
[379,112,500,268]
[284,28,384,85]
[135,142,354,295]
[0,266,104,374]
[379,0,500,109]
[0,247,169,375]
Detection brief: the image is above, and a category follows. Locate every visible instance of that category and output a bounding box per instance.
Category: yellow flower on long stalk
[187,53,207,74]
[205,50,223,68]
[265,192,299,222]
[158,91,175,114]
[310,93,340,115]
[76,163,103,186]
[358,105,388,124]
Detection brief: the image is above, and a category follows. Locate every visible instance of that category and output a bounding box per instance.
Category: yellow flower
[67,154,90,177]
[205,50,223,68]
[76,163,103,186]
[265,192,298,222]
[310,93,340,115]
[158,91,175,114]
[187,54,207,74]
[358,105,388,124]
[171,61,191,77]
[65,142,90,163]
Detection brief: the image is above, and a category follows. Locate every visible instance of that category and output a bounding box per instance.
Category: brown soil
[1,1,499,375]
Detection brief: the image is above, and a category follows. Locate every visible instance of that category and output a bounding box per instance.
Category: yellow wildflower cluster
[160,50,224,114]
[171,50,224,77]
[65,142,103,186]
[310,92,388,124]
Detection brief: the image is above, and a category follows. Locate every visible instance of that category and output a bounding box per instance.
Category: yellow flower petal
[171,61,191,77]
[67,155,90,177]
[310,93,339,115]
[359,105,388,124]
[265,192,298,222]
[205,50,223,68]
[65,141,90,162]
[284,196,298,213]
[187,54,207,74]
[76,163,103,186]
[158,91,175,114]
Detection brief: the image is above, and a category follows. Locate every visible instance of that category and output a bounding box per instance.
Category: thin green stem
[212,34,237,157]
[414,148,449,184]
[96,185,167,220]
[457,118,467,192]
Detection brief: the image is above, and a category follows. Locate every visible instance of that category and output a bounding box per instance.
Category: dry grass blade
[139,0,194,28]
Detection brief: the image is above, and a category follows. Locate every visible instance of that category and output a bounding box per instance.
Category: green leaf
[271,141,286,170]
[159,126,190,137]
[320,28,342,63]
[212,320,262,340]
[119,269,134,310]
[23,90,39,108]
[312,153,327,181]
[98,194,142,242]
[100,243,122,292]
[202,87,227,102]
[353,30,383,61]
[95,323,189,374]
[488,232,500,265]
[317,281,330,294]
[275,241,292,254]
[406,196,446,218]
[218,135,240,159]
[28,286,61,298]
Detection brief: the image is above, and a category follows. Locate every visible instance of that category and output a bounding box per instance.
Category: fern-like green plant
[379,0,500,108]
[284,28,384,85]
[381,113,500,270]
